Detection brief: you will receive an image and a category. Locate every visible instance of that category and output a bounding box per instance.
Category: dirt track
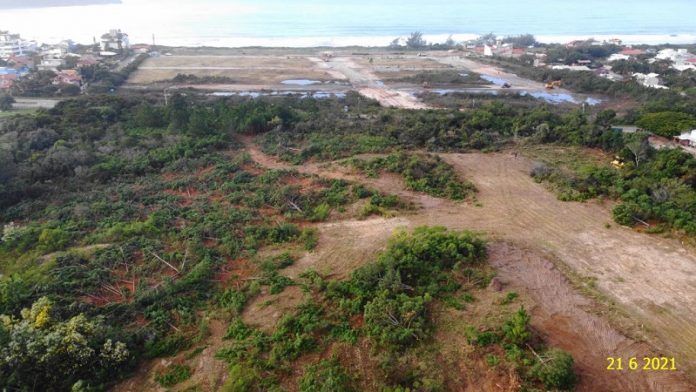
[317,57,430,109]
[243,139,696,390]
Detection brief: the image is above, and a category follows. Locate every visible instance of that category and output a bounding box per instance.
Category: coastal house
[0,31,37,59]
[551,64,591,71]
[483,42,513,58]
[53,70,82,86]
[7,55,34,68]
[653,48,696,71]
[675,130,696,147]
[607,53,630,62]
[131,44,151,54]
[101,29,129,52]
[0,74,17,90]
[77,54,99,67]
[633,72,668,89]
[37,58,64,72]
[620,48,645,56]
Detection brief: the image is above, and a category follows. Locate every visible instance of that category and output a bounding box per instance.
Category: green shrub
[219,288,248,314]
[502,307,531,346]
[528,349,577,390]
[155,365,192,387]
[299,358,355,392]
[221,363,263,392]
[300,228,319,250]
[145,334,191,358]
[310,203,331,222]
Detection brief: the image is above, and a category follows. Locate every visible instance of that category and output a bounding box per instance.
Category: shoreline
[12,32,696,49]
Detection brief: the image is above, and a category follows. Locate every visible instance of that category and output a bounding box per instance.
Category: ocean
[2,0,696,47]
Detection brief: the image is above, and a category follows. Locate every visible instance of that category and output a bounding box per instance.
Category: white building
[633,72,668,89]
[676,130,696,147]
[551,65,591,71]
[100,29,129,52]
[607,53,630,62]
[653,48,696,72]
[0,31,37,59]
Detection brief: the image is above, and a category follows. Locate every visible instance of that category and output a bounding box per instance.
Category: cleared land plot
[128,55,341,84]
[242,138,696,388]
[352,55,453,80]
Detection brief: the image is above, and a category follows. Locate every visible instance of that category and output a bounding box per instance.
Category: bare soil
[240,138,696,390]
[128,55,338,84]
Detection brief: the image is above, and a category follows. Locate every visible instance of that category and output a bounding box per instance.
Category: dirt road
[320,56,430,109]
[243,138,696,390]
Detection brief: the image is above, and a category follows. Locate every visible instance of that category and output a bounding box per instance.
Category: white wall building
[633,72,668,89]
[100,29,129,52]
[676,130,696,147]
[0,31,37,59]
[653,48,696,72]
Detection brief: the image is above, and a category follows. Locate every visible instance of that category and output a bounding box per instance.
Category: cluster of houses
[461,36,696,91]
[536,40,696,90]
[0,28,143,92]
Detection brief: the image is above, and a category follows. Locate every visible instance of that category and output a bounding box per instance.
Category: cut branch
[149,251,180,274]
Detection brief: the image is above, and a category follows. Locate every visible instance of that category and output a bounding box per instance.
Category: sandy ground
[242,138,696,390]
[126,51,603,109]
[128,55,339,84]
[321,56,431,109]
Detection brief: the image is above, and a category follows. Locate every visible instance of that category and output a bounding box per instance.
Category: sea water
[2,0,696,46]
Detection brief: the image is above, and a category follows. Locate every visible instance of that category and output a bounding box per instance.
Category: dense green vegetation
[532,133,696,235]
[0,94,413,390]
[8,86,693,389]
[484,56,696,115]
[348,152,476,200]
[170,73,237,84]
[217,226,576,391]
[392,70,488,86]
[635,111,696,137]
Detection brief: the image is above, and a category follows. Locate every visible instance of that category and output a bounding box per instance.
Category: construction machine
[545,80,562,90]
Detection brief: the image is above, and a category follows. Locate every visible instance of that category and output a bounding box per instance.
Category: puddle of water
[425,88,600,106]
[521,90,576,104]
[480,75,509,86]
[210,91,346,99]
[280,79,322,86]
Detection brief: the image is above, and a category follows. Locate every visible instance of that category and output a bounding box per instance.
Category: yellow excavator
[545,80,562,90]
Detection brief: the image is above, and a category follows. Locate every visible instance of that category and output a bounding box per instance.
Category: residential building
[675,130,696,147]
[633,72,668,89]
[607,53,630,62]
[483,43,513,58]
[0,31,37,59]
[54,69,82,86]
[551,64,591,71]
[6,55,33,68]
[77,54,99,67]
[653,48,696,71]
[131,44,151,54]
[100,29,129,52]
[620,48,645,56]
[0,74,17,90]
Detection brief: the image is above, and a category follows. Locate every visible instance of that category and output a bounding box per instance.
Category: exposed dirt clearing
[242,285,307,333]
[284,216,410,280]
[128,55,336,84]
[113,318,230,392]
[491,242,693,391]
[324,57,432,108]
[243,140,696,388]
